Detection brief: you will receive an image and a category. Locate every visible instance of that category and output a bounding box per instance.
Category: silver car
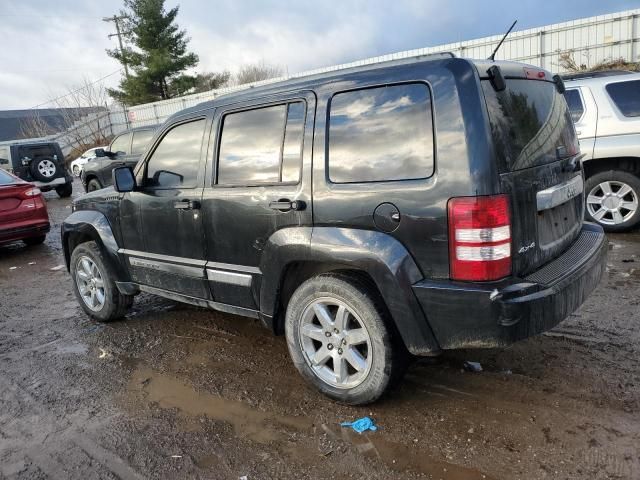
[563,71,640,232]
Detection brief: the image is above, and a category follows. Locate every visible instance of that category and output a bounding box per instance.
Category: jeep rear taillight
[448,195,511,281]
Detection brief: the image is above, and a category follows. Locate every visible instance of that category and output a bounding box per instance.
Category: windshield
[482,79,579,172]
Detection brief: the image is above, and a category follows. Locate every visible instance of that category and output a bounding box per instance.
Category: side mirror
[113,166,136,192]
[95,148,106,158]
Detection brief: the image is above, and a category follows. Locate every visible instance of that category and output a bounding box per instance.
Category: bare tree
[233,62,284,86]
[557,49,640,73]
[19,78,114,161]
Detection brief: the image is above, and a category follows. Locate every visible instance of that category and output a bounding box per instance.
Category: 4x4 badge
[518,242,536,254]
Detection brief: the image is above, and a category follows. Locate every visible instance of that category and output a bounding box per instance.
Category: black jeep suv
[81,125,157,192]
[0,142,73,197]
[62,55,607,404]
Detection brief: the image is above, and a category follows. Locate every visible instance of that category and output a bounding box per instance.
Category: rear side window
[0,169,16,185]
[328,83,434,183]
[563,89,584,123]
[217,101,305,185]
[145,119,204,188]
[131,129,155,155]
[606,80,640,117]
[110,133,130,154]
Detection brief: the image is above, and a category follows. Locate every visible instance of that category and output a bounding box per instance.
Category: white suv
[563,71,640,232]
[69,146,106,176]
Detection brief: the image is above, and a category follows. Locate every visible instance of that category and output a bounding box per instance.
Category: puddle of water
[322,424,494,480]
[54,342,88,355]
[128,367,311,444]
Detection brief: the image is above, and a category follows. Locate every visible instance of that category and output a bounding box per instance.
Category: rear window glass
[0,169,16,185]
[482,79,577,171]
[217,102,305,185]
[606,80,640,117]
[328,83,434,183]
[563,89,584,123]
[110,133,130,154]
[131,129,155,155]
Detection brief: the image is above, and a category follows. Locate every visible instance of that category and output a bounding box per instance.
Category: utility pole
[103,15,130,79]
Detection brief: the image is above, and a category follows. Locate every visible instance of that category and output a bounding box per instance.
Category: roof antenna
[488,20,517,61]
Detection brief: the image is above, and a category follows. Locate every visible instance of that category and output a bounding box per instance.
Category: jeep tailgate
[480,68,584,276]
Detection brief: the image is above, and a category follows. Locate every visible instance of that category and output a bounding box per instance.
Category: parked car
[70,146,107,176]
[0,142,73,197]
[562,70,640,232]
[0,169,50,245]
[63,55,607,404]
[81,126,157,192]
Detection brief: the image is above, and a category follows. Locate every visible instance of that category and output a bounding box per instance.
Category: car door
[119,116,211,299]
[200,91,315,310]
[100,132,132,185]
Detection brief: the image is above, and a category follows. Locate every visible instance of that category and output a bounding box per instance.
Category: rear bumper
[0,222,50,244]
[412,222,607,350]
[32,175,72,190]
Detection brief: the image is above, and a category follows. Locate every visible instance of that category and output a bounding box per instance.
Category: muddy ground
[1,181,639,480]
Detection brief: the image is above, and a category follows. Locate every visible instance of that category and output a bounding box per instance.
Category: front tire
[87,178,102,192]
[285,274,406,405]
[23,235,46,246]
[55,182,73,198]
[585,170,640,232]
[70,241,133,322]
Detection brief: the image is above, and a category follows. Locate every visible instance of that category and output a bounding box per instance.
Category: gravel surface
[1,181,639,479]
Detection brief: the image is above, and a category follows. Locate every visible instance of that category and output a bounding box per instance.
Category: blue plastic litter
[340,416,378,433]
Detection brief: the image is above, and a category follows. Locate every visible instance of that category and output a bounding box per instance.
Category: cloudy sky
[0,0,637,109]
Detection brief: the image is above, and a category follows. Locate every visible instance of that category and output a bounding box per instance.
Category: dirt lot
[1,181,639,480]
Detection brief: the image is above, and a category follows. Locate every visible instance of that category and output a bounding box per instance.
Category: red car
[0,169,50,246]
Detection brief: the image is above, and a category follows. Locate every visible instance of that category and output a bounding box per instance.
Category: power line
[29,69,123,109]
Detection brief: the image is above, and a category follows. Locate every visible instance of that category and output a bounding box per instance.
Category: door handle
[174,199,201,210]
[269,199,306,212]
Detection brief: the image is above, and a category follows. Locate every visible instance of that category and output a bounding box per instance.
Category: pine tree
[107,0,198,105]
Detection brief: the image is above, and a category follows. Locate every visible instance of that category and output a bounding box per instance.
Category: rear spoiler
[482,64,566,94]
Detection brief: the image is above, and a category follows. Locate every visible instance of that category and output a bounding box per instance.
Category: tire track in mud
[0,375,144,480]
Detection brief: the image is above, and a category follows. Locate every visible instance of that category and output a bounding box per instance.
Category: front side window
[328,83,434,183]
[144,119,204,188]
[110,133,131,154]
[131,129,155,155]
[563,89,584,123]
[606,80,640,117]
[218,101,305,185]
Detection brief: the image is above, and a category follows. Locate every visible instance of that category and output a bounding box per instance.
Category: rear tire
[285,274,407,405]
[585,170,640,232]
[23,235,46,246]
[55,182,73,198]
[87,178,102,192]
[70,241,133,322]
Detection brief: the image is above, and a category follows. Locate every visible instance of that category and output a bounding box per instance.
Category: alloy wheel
[75,256,106,311]
[298,297,372,389]
[38,159,57,178]
[586,180,639,226]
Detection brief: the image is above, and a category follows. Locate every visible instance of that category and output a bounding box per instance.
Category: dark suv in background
[81,125,157,192]
[63,55,607,404]
[0,142,73,197]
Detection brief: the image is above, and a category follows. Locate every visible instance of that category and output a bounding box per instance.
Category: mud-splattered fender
[259,226,440,355]
[61,210,129,281]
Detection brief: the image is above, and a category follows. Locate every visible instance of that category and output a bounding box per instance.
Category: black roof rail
[561,70,634,81]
